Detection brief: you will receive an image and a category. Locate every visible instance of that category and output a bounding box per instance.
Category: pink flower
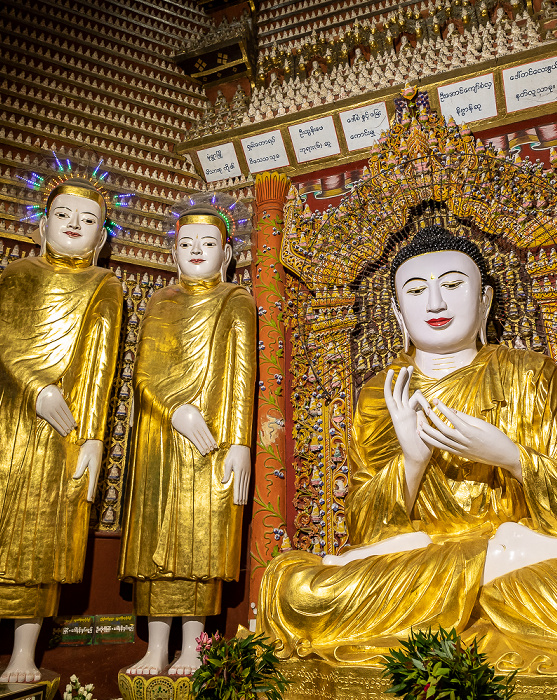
[196,631,211,653]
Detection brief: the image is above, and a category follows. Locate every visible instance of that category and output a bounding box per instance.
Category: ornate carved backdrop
[280,95,557,557]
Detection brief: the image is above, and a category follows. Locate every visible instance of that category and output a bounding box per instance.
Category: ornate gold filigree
[281,88,557,556]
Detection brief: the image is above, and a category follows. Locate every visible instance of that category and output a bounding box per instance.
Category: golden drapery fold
[257,345,557,669]
[118,279,257,608]
[0,256,123,589]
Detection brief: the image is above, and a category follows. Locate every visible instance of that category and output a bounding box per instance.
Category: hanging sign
[197,142,242,182]
[437,73,497,124]
[339,102,389,150]
[288,116,340,163]
[503,56,557,112]
[241,130,289,173]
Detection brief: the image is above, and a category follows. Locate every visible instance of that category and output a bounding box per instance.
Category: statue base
[118,670,194,700]
[117,659,557,699]
[278,658,557,700]
[0,669,59,700]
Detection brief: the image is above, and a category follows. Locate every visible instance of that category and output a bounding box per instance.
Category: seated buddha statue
[257,225,557,669]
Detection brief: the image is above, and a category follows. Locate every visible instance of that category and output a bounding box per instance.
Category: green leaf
[380,627,516,700]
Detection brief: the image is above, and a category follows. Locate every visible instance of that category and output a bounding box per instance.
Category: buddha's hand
[73,439,103,502]
[171,403,218,455]
[420,399,522,482]
[36,384,77,436]
[222,444,251,505]
[385,366,433,473]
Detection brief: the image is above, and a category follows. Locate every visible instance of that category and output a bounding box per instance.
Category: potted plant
[381,627,516,700]
[191,631,289,699]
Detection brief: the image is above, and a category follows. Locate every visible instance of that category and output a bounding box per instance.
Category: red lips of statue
[64,230,82,238]
[426,317,452,327]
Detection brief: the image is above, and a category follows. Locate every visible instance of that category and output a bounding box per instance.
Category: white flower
[86,693,93,700]
[85,684,94,692]
[63,693,71,700]
[70,675,78,683]
[65,685,72,693]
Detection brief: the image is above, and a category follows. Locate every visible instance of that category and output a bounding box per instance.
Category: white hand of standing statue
[36,384,77,436]
[73,439,104,502]
[222,445,251,505]
[171,404,218,455]
[419,399,523,482]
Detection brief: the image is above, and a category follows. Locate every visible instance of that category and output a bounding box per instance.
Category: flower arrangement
[381,627,517,700]
[191,631,289,700]
[62,675,96,700]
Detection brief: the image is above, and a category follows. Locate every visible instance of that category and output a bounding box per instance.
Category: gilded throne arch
[279,93,557,560]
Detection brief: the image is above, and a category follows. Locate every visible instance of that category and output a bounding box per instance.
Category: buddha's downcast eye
[441,280,465,290]
[405,285,427,296]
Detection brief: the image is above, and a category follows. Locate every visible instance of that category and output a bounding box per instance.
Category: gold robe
[257,345,557,670]
[118,274,256,616]
[0,251,122,616]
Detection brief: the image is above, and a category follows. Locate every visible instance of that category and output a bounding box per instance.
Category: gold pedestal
[0,670,59,700]
[118,671,194,700]
[118,660,557,699]
[279,659,557,700]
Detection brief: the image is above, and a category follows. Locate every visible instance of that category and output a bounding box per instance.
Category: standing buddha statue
[119,195,256,675]
[0,170,123,681]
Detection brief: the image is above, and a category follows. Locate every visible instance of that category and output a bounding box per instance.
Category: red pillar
[248,171,290,630]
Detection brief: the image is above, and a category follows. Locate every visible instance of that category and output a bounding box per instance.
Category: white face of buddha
[173,223,232,280]
[394,250,493,354]
[40,192,106,259]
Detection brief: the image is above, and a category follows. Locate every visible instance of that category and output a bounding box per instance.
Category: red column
[248,171,290,631]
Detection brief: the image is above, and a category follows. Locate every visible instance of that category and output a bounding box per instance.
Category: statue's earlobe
[171,243,180,275]
[392,298,410,353]
[39,215,47,256]
[93,227,108,265]
[479,286,494,345]
[221,243,233,282]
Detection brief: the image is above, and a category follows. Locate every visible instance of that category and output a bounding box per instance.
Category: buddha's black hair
[390,225,488,300]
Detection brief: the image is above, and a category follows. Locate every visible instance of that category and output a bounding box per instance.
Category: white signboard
[503,56,557,113]
[288,116,340,163]
[197,142,242,183]
[339,102,388,150]
[437,74,497,124]
[241,130,289,173]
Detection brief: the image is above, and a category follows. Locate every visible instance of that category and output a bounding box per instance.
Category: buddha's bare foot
[0,658,41,683]
[323,531,433,566]
[483,522,557,585]
[126,650,168,676]
[168,646,201,676]
[323,553,344,565]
